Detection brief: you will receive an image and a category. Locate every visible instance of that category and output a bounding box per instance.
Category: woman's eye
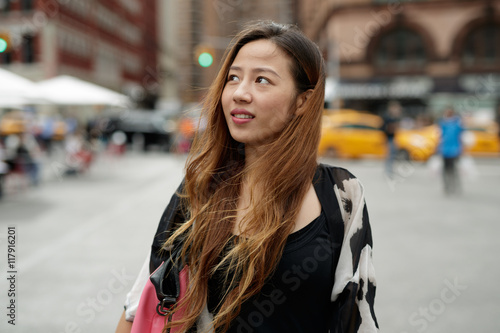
[256,77,270,84]
[227,74,239,82]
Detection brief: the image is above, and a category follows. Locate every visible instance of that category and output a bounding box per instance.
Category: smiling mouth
[233,114,255,119]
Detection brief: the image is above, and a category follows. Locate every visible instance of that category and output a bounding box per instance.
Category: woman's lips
[231,109,255,124]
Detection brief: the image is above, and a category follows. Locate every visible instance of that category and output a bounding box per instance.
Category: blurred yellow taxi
[318,110,387,159]
[318,109,440,161]
[394,125,440,161]
[319,110,500,161]
[395,122,499,159]
[462,122,499,156]
[0,113,26,136]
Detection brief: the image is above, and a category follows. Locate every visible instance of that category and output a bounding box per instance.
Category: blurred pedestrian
[438,107,464,196]
[116,21,378,333]
[64,130,93,175]
[382,100,402,178]
[495,103,500,140]
[107,131,127,156]
[65,114,79,135]
[38,116,55,155]
[13,134,42,186]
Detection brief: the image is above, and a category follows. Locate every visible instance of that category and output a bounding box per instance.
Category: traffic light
[0,32,11,53]
[194,44,215,68]
[198,52,213,67]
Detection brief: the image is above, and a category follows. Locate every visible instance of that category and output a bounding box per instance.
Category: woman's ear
[295,89,313,116]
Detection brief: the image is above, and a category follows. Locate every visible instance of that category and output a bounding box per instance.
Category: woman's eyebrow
[229,65,281,79]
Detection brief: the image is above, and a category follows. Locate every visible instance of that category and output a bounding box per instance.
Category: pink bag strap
[131,264,190,333]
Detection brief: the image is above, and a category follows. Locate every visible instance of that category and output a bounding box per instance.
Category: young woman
[116,21,378,333]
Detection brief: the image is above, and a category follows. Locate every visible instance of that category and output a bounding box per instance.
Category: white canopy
[0,68,42,107]
[36,75,130,107]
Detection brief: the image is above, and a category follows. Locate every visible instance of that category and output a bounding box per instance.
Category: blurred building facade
[158,0,295,105]
[0,0,159,107]
[298,0,500,119]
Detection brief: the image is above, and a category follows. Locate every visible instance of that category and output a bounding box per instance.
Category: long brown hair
[163,21,326,332]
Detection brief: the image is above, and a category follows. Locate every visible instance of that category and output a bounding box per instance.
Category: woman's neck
[243,144,266,168]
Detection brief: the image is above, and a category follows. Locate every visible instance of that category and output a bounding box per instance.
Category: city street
[0,152,499,332]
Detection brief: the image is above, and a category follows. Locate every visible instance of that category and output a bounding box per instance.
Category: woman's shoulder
[316,162,365,202]
[316,163,360,185]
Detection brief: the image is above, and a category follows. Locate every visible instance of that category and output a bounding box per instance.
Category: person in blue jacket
[438,107,464,195]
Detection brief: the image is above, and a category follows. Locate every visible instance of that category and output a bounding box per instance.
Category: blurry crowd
[0,110,94,199]
[0,107,201,200]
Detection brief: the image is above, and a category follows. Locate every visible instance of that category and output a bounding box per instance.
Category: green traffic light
[198,52,213,67]
[0,38,7,53]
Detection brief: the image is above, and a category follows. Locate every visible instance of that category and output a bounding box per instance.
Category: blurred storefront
[327,76,434,117]
[298,0,500,121]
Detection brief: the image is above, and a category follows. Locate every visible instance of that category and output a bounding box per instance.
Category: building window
[20,0,34,11]
[374,28,427,72]
[58,29,91,58]
[21,35,35,63]
[462,23,500,69]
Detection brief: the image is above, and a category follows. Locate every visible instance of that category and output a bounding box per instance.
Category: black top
[207,210,335,333]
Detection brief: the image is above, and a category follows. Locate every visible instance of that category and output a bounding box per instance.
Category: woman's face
[221,39,298,148]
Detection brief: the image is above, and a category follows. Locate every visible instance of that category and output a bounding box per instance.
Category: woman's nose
[233,82,252,103]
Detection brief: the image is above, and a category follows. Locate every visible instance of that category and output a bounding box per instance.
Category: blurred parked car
[318,110,386,158]
[95,109,179,151]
